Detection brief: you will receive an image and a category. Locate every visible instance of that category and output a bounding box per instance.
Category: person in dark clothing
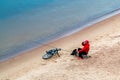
[78,40,90,59]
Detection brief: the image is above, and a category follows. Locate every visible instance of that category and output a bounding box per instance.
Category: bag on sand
[70,49,78,56]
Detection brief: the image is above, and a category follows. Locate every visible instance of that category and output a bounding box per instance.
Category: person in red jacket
[78,40,90,59]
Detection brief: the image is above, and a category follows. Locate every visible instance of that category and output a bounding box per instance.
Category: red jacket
[79,44,90,54]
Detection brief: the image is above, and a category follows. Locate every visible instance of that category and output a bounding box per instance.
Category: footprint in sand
[111,35,120,38]
[70,59,74,61]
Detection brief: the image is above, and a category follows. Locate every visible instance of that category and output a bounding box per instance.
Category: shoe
[83,55,91,59]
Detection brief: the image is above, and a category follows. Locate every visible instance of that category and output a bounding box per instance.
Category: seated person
[78,40,90,59]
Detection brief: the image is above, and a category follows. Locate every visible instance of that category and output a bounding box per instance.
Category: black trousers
[79,52,87,59]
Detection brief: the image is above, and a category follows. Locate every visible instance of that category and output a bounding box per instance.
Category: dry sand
[0,14,120,80]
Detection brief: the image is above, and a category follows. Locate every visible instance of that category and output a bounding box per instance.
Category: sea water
[0,0,120,61]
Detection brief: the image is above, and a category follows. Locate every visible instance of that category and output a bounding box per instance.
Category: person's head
[82,40,89,46]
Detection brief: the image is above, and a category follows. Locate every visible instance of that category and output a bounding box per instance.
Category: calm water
[0,0,120,61]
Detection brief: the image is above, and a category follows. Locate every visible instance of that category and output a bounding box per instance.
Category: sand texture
[0,14,120,80]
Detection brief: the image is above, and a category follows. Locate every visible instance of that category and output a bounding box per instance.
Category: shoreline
[0,12,120,63]
[1,8,120,62]
[0,13,120,80]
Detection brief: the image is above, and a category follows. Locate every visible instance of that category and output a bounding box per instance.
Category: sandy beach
[0,13,120,80]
